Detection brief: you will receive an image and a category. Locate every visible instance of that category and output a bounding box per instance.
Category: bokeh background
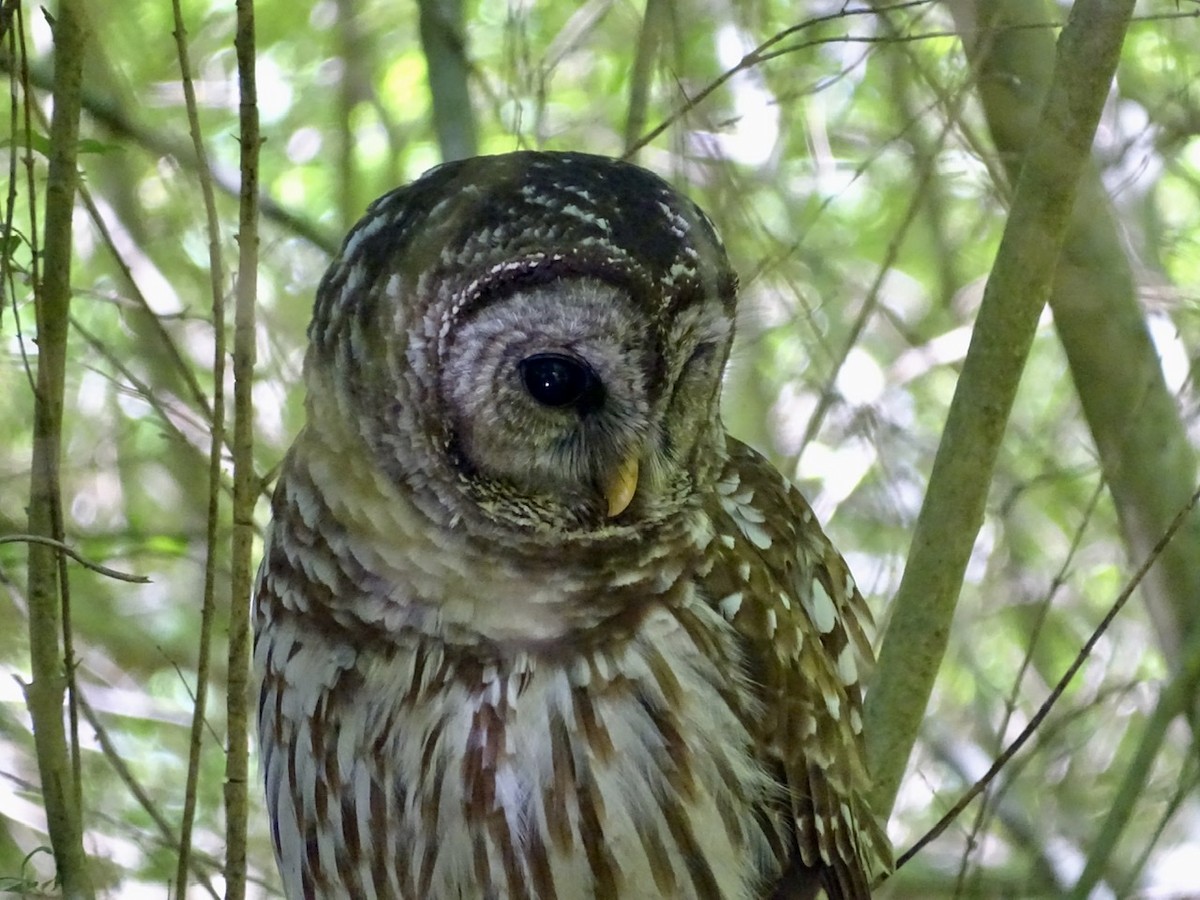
[2,0,1198,895]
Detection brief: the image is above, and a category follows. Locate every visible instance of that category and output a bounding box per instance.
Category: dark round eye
[518,353,598,408]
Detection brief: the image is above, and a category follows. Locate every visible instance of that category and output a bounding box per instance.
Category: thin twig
[11,0,37,392]
[890,482,1200,876]
[169,0,231,894]
[76,694,220,900]
[629,1,946,154]
[0,55,338,255]
[2,535,149,583]
[953,478,1105,892]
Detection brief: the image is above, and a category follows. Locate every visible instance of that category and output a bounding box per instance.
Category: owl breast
[255,431,790,900]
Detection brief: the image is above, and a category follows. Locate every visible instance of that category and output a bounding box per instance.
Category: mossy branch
[862,0,1138,816]
[224,2,261,898]
[961,0,1200,684]
[23,1,95,896]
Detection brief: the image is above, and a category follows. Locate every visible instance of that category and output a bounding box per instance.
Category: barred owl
[254,151,890,900]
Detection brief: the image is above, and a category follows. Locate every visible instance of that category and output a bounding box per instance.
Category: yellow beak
[603,454,640,518]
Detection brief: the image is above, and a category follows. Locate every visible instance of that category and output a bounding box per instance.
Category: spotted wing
[701,437,892,899]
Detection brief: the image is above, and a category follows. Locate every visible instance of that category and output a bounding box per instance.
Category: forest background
[1,0,1198,896]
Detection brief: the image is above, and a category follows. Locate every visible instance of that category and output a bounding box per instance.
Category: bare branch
[2,535,149,583]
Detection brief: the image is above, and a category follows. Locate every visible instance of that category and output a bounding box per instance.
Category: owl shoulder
[701,437,874,667]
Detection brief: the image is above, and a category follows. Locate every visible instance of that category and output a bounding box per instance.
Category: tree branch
[417,0,478,162]
[170,0,230,892]
[953,0,1200,688]
[223,2,261,898]
[863,0,1138,816]
[23,0,96,894]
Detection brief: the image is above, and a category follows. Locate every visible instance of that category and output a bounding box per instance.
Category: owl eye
[518,353,599,409]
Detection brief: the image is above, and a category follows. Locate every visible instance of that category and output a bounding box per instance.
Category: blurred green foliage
[1,0,1197,896]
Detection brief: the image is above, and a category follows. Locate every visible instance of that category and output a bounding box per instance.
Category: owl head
[305,152,739,535]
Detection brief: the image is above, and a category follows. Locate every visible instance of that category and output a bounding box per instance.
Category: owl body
[255,152,889,899]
